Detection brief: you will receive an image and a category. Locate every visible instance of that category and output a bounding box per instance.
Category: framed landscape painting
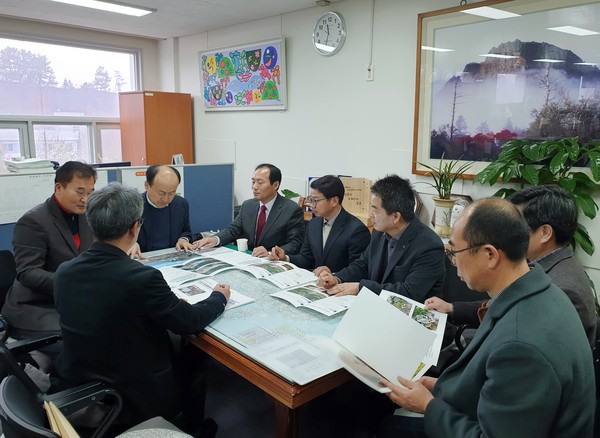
[413,0,600,177]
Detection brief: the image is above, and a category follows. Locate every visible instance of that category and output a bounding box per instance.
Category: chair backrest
[0,340,46,397]
[0,375,58,438]
[0,250,16,309]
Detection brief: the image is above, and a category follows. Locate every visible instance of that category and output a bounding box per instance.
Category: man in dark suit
[128,165,194,257]
[425,185,597,345]
[379,198,595,437]
[1,161,96,359]
[194,163,304,257]
[317,175,445,303]
[51,183,230,434]
[268,175,370,273]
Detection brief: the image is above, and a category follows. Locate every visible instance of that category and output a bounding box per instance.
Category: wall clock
[312,11,347,56]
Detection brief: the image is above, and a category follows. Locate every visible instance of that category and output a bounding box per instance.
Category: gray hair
[86,183,143,241]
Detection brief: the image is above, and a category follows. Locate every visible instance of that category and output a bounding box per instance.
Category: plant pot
[432,197,456,238]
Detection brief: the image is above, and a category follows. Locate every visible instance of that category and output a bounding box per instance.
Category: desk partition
[0,163,234,251]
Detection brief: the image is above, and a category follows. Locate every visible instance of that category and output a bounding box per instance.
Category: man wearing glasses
[317,174,445,303]
[268,175,370,273]
[193,163,304,257]
[379,197,595,437]
[128,165,194,258]
[425,185,596,346]
[2,161,96,360]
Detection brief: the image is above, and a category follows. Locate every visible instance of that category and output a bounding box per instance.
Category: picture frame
[412,0,600,179]
[199,38,287,111]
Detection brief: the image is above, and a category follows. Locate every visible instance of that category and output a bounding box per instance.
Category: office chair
[594,318,600,437]
[0,376,192,438]
[0,250,17,340]
[0,335,123,438]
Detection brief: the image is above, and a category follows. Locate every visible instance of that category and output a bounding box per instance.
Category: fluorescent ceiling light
[479,54,519,59]
[547,26,599,36]
[421,46,454,52]
[462,6,520,19]
[574,62,598,66]
[50,0,155,17]
[533,58,564,63]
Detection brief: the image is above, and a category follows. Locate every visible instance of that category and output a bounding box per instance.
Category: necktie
[322,220,330,249]
[477,300,490,323]
[255,205,267,243]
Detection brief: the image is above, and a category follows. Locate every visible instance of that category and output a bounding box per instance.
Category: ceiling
[0,0,339,40]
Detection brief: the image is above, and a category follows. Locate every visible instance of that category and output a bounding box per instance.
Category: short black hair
[55,161,97,185]
[370,174,415,221]
[508,185,577,246]
[146,165,181,185]
[310,175,345,204]
[255,163,281,185]
[462,198,530,262]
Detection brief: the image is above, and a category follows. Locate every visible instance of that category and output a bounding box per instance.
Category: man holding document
[378,198,595,437]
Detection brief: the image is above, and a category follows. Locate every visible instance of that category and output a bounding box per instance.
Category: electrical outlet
[366,64,374,82]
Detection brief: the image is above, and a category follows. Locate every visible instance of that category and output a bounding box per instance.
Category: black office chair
[0,335,123,438]
[593,318,600,437]
[0,250,17,340]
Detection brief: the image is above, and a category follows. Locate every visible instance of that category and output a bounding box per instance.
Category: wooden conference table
[147,248,353,438]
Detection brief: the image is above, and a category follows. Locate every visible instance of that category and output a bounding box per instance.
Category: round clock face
[312,12,347,56]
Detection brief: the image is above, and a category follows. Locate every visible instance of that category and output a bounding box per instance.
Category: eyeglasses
[133,217,144,228]
[307,197,329,206]
[445,243,485,266]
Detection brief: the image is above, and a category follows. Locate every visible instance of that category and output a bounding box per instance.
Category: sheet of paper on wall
[379,289,447,378]
[329,287,436,393]
[172,277,254,310]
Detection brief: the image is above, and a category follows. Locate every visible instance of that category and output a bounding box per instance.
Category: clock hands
[325,24,330,46]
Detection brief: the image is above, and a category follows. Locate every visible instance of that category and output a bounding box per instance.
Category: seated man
[2,161,96,359]
[268,175,370,273]
[51,183,230,433]
[129,165,194,257]
[194,163,304,257]
[426,185,596,345]
[379,198,595,437]
[317,175,445,303]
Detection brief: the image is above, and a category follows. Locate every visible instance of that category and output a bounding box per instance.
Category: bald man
[128,165,194,258]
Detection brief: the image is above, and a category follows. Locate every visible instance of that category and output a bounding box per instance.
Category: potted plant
[417,154,473,237]
[474,137,600,256]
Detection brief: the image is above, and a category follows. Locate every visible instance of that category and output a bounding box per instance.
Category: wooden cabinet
[119,91,193,166]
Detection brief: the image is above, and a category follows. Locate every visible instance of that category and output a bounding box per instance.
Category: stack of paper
[5,158,55,173]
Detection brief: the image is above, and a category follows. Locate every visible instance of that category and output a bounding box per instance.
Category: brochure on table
[327,287,444,393]
[270,283,356,316]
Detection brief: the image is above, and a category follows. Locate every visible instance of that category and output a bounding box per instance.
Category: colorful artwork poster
[199,38,286,111]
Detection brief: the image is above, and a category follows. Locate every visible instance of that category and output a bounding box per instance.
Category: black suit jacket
[137,194,193,252]
[2,196,93,331]
[336,218,445,303]
[51,242,225,423]
[216,194,304,254]
[290,208,370,272]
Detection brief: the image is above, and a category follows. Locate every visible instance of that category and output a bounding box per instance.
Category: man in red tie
[2,161,96,359]
[193,163,304,257]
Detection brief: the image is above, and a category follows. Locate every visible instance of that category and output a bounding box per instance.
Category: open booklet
[270,283,356,316]
[171,277,254,310]
[323,287,446,393]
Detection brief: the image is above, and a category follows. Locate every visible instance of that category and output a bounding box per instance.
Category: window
[0,36,137,171]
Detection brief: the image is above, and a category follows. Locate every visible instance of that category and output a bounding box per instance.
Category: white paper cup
[236,238,248,252]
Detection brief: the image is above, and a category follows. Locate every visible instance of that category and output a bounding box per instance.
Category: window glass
[0,38,136,117]
[33,124,91,163]
[0,127,22,173]
[96,125,122,163]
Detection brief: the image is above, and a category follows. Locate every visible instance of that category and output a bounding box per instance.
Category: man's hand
[313,265,331,276]
[424,297,454,315]
[268,246,286,261]
[418,376,438,392]
[127,242,144,260]
[213,283,231,302]
[380,376,435,414]
[252,246,269,258]
[193,236,218,250]
[327,282,359,296]
[316,271,339,289]
[176,238,195,252]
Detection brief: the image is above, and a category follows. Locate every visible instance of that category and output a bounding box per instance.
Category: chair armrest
[6,334,62,358]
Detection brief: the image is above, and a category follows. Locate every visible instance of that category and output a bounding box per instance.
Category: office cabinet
[119,91,193,166]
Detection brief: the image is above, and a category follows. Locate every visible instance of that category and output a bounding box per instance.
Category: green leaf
[493,188,516,199]
[520,165,539,185]
[587,151,600,182]
[575,223,595,256]
[281,189,301,199]
[573,192,598,219]
[548,150,569,174]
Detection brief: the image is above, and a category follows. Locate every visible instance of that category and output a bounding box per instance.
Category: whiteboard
[0,170,109,225]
